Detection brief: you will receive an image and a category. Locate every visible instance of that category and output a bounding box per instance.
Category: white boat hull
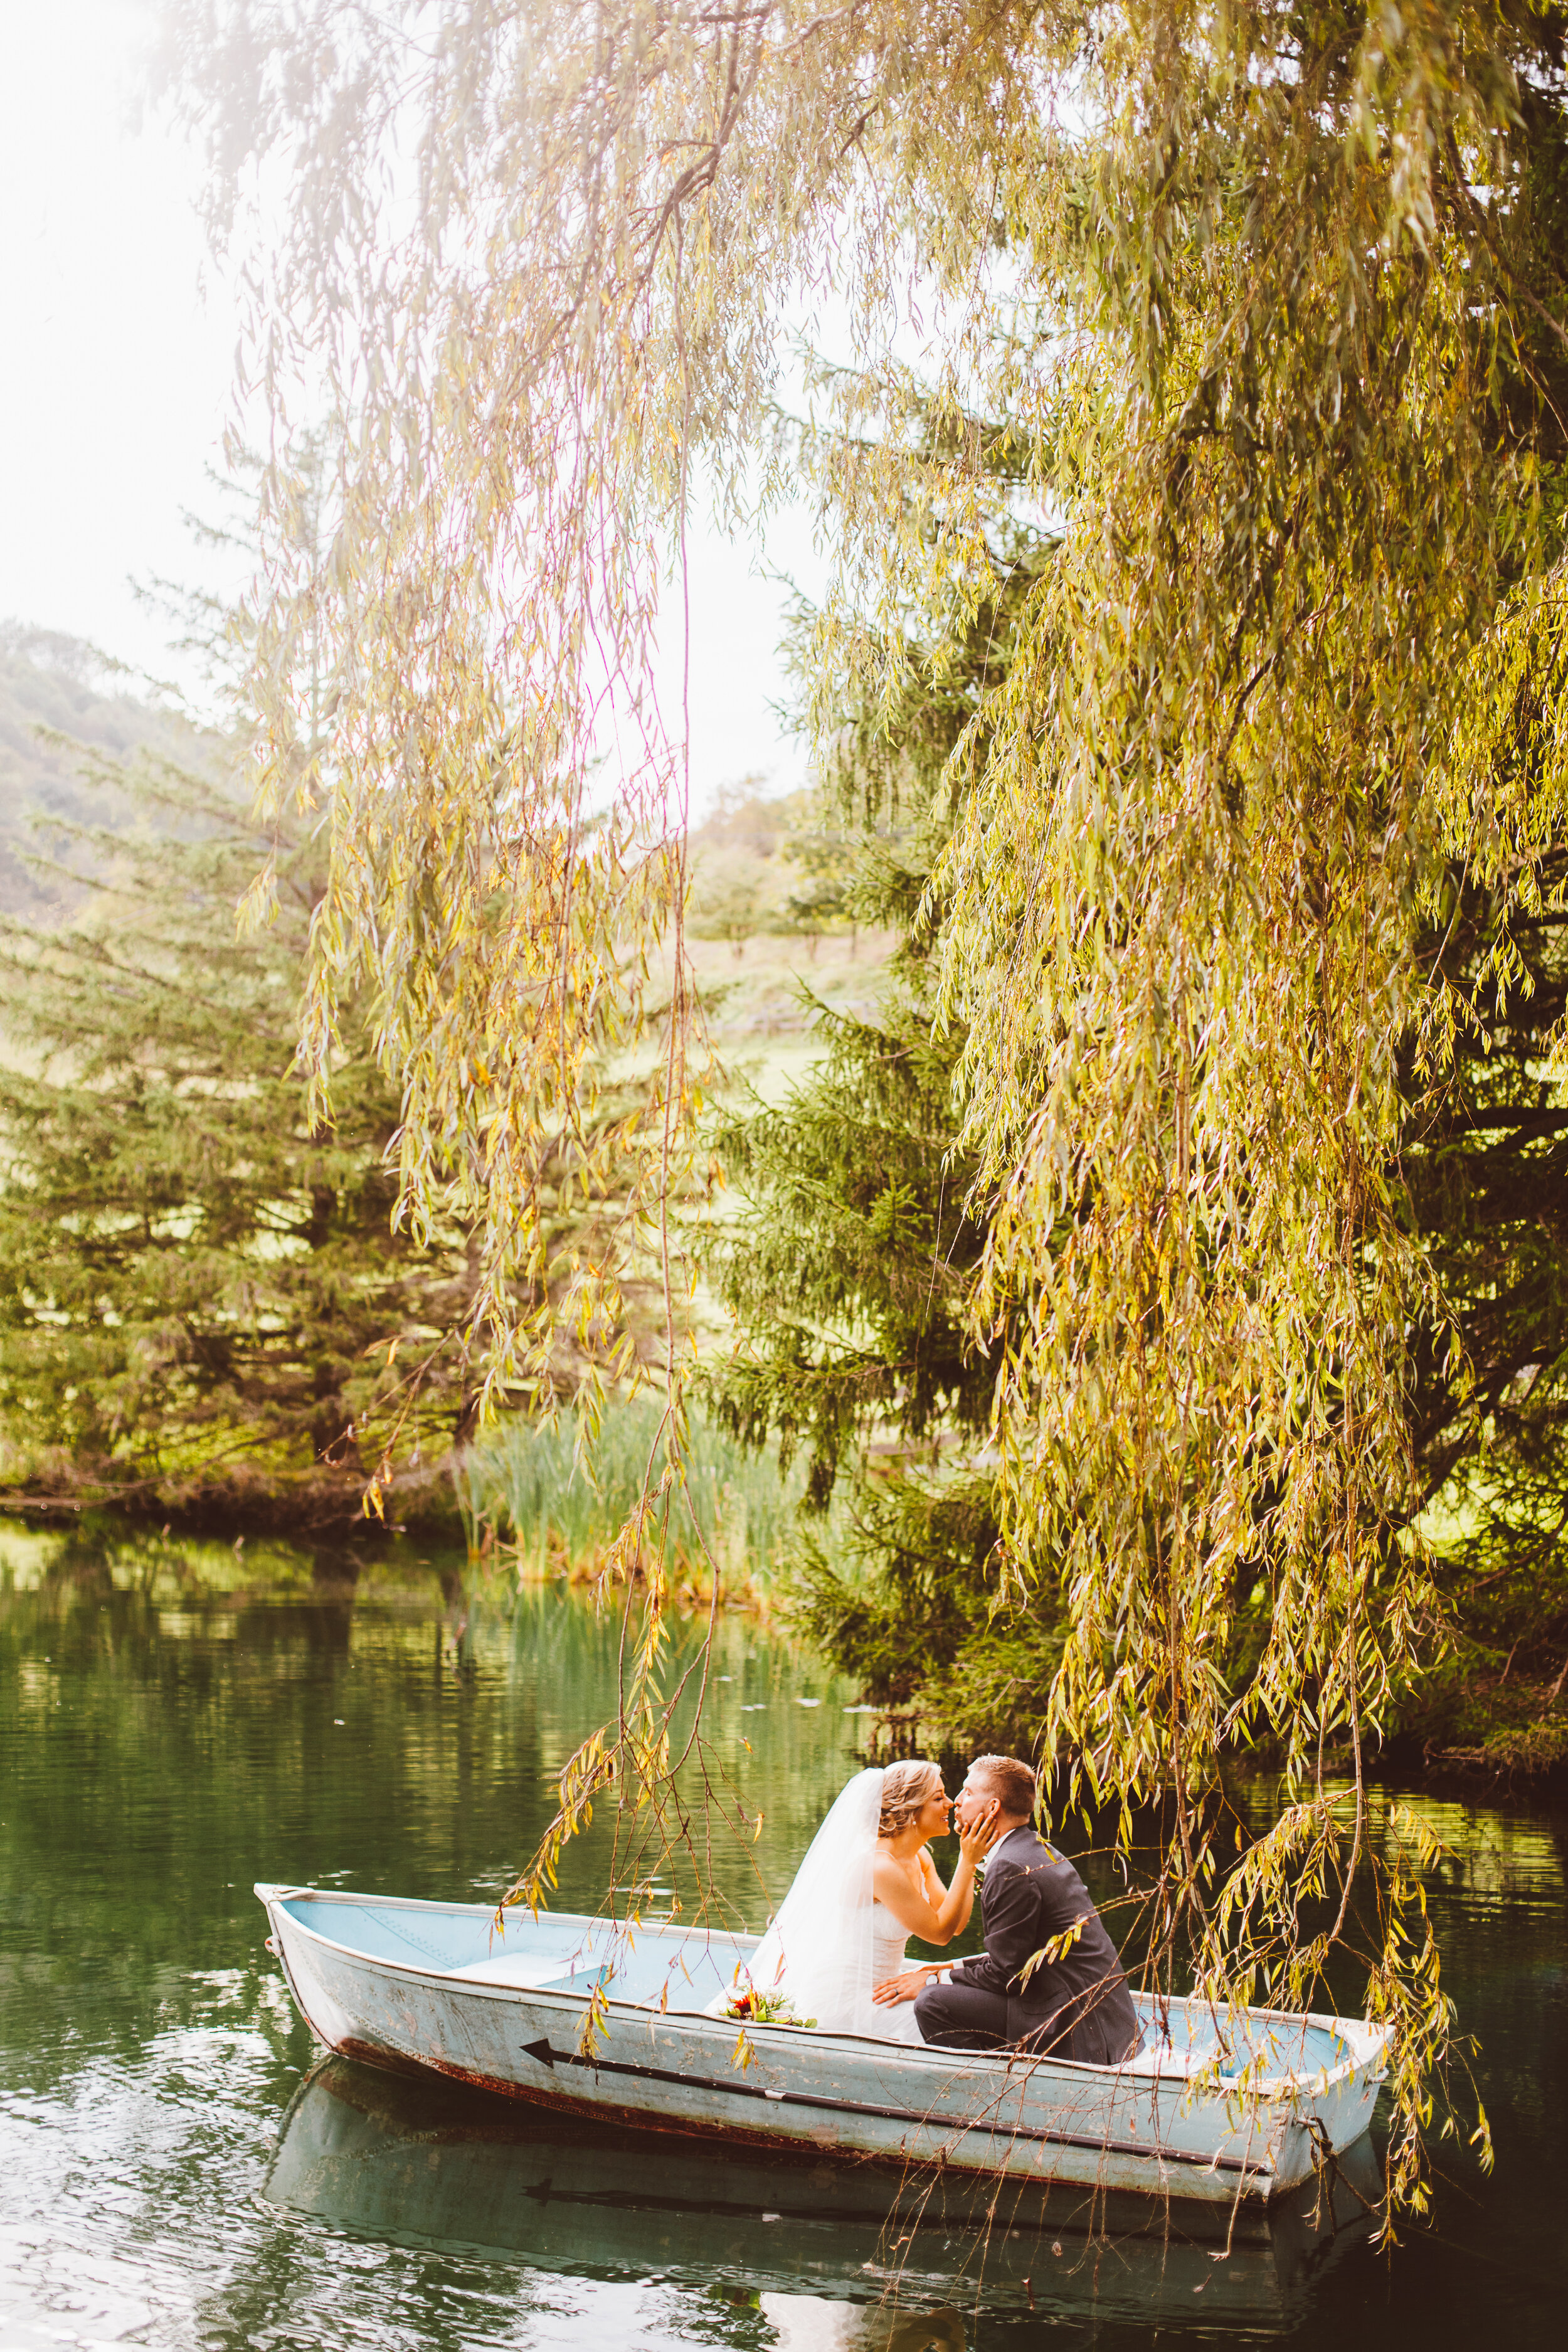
[258,1885,1389,2205]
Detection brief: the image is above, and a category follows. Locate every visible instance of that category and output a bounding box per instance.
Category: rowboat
[266,2055,1382,2328]
[257,1882,1390,2205]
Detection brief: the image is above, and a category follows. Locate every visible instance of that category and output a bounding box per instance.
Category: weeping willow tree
[166,1,1568,2213]
[711,437,1055,1751]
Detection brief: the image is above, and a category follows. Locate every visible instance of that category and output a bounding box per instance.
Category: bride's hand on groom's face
[958,1799,1005,1866]
[872,1969,930,2006]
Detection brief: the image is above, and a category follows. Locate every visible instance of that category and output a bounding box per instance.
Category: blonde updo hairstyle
[877,1759,944,1839]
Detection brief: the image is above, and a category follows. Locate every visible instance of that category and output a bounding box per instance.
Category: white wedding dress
[747,1767,929,2043]
[869,1895,926,2046]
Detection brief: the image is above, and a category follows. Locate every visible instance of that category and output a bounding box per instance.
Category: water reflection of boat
[259,1885,1390,2201]
[265,2056,1382,2337]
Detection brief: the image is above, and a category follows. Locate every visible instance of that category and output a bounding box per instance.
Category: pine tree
[0,728,476,1526]
[1402,850,1568,1760]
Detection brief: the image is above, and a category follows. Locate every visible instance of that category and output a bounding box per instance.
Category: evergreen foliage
[1402,850,1568,1756]
[716,987,1021,1744]
[0,737,475,1524]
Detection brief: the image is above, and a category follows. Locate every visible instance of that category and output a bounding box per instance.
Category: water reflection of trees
[0,1520,866,2080]
[4,1525,1565,2348]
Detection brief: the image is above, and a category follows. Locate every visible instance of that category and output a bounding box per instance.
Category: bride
[747,1761,1003,2042]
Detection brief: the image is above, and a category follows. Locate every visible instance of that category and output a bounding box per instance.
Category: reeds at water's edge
[453,1398,840,1612]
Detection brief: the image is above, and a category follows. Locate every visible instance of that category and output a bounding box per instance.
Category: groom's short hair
[972,1754,1037,1820]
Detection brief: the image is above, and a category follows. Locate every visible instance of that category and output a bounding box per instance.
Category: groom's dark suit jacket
[938,1825,1140,2063]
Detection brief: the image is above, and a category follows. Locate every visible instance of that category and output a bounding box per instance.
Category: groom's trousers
[911,1976,1012,2050]
[914,1970,1141,2064]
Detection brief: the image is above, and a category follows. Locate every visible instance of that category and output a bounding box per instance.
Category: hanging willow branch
[163,0,1568,2218]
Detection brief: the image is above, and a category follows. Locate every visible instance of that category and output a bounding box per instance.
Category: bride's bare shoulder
[871,1846,914,1900]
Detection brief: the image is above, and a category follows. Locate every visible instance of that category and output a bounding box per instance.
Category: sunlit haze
[0,1,804,798]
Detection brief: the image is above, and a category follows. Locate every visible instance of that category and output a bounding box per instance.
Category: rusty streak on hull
[512,2032,1262,2177]
[335,2034,1076,2177]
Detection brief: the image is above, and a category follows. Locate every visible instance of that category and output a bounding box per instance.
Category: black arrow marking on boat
[518,2038,1265,2176]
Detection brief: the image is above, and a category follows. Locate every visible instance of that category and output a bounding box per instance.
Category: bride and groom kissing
[750,1753,1141,2063]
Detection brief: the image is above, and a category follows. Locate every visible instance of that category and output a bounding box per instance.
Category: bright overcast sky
[0,1,806,801]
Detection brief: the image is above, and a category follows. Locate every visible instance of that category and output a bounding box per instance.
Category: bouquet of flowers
[722,1974,815,2029]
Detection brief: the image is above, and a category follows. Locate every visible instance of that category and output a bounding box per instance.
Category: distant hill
[0,625,197,917]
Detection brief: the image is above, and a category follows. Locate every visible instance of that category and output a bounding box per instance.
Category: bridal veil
[750,1766,884,2035]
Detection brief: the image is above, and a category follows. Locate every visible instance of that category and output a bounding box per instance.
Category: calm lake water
[1,1517,1564,2351]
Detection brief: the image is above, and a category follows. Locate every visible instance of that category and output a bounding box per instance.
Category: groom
[913,1754,1141,2065]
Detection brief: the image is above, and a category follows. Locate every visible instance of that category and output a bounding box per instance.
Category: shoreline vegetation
[5,1392,1565,1794]
[0,674,882,1545]
[453,1396,844,1618]
[3,657,1565,1789]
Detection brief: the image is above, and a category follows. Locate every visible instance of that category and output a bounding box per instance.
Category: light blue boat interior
[277,1894,750,2008]
[1138,1997,1353,2077]
[273,1892,1360,2076]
